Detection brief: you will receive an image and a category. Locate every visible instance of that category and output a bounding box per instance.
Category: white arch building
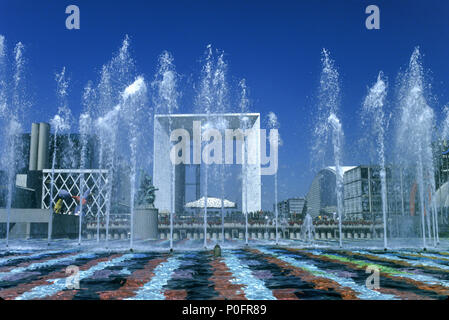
[153,113,262,214]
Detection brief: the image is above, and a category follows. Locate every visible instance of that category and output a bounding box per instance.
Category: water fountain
[239,79,250,246]
[152,51,179,251]
[396,47,438,248]
[301,213,315,242]
[439,106,449,229]
[76,36,137,246]
[313,49,344,247]
[196,45,214,249]
[1,40,27,247]
[77,112,90,245]
[213,52,229,246]
[47,68,72,244]
[1,31,449,301]
[122,76,148,249]
[95,105,120,246]
[78,81,96,244]
[267,112,280,245]
[361,72,388,248]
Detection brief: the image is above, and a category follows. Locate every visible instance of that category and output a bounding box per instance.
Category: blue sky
[1,0,449,210]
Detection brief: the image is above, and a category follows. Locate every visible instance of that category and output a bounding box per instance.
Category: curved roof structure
[185,197,237,209]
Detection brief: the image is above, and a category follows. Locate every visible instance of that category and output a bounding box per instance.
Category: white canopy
[185,197,236,209]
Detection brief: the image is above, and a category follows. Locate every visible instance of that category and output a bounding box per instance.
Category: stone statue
[136,173,158,208]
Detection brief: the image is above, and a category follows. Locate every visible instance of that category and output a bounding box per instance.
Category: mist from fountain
[213,52,229,246]
[78,82,96,244]
[47,68,73,244]
[78,112,90,245]
[301,213,315,242]
[313,49,344,247]
[239,79,250,245]
[55,68,77,169]
[0,41,30,247]
[196,45,215,249]
[361,72,389,248]
[328,113,344,247]
[0,37,6,246]
[78,36,137,247]
[439,106,449,228]
[267,112,280,245]
[396,47,437,248]
[94,67,112,242]
[1,41,28,247]
[95,105,120,247]
[122,76,148,249]
[152,51,179,251]
[0,36,5,107]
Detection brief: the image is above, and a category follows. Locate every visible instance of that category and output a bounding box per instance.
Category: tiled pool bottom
[0,243,448,300]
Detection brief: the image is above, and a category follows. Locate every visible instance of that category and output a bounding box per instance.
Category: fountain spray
[78,82,96,245]
[0,35,5,116]
[78,112,91,245]
[313,49,344,247]
[47,117,63,244]
[95,105,120,247]
[268,112,280,245]
[48,68,72,245]
[1,40,27,247]
[396,47,437,248]
[153,51,179,251]
[328,113,344,247]
[362,72,388,249]
[197,45,214,249]
[93,36,136,247]
[239,79,250,245]
[213,52,229,246]
[95,66,113,243]
[122,76,147,249]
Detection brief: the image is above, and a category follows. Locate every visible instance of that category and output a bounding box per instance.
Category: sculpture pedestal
[133,207,159,240]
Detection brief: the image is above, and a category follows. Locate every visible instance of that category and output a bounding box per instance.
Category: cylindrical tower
[37,122,50,170]
[28,123,39,170]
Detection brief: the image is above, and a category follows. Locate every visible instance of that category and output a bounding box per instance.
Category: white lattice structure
[42,169,109,218]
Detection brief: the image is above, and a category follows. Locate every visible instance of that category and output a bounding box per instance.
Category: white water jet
[239,79,250,245]
[313,49,344,247]
[95,105,121,246]
[328,113,344,247]
[197,45,214,249]
[152,51,179,251]
[213,117,229,245]
[48,114,69,243]
[3,42,27,247]
[301,213,315,242]
[77,112,91,245]
[122,76,148,249]
[54,67,76,169]
[439,106,449,231]
[396,47,437,248]
[95,66,113,243]
[214,52,229,245]
[362,72,388,248]
[86,36,137,246]
[267,111,280,245]
[0,36,6,119]
[78,82,96,244]
[48,68,72,244]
